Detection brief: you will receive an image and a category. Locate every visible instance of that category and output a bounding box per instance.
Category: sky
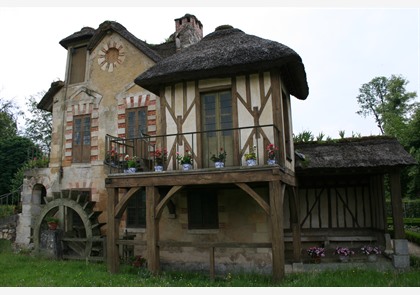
[0,1,419,139]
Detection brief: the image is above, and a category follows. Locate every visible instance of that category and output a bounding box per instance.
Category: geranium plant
[210,147,227,163]
[131,255,147,268]
[360,245,381,255]
[334,246,354,256]
[176,149,193,165]
[244,145,257,161]
[124,155,138,168]
[307,246,325,258]
[153,148,168,166]
[266,143,278,160]
[106,148,119,163]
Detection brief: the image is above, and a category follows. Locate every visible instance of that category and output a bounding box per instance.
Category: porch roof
[294,136,417,173]
[134,26,309,100]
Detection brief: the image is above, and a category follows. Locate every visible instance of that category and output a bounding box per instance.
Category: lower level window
[127,189,146,228]
[187,190,218,229]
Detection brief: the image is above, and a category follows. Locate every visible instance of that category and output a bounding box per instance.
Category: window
[69,46,87,84]
[126,189,146,228]
[201,90,233,167]
[187,190,218,229]
[126,107,147,138]
[126,107,148,159]
[72,115,91,163]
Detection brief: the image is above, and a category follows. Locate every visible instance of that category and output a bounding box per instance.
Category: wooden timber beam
[288,186,301,261]
[115,187,141,219]
[390,169,405,239]
[146,186,160,275]
[270,181,285,281]
[155,185,183,219]
[106,188,120,274]
[235,182,270,215]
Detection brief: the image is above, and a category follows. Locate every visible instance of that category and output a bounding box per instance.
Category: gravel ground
[408,241,420,257]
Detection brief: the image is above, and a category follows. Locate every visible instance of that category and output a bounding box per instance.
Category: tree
[356,75,417,135]
[356,75,419,199]
[23,91,52,154]
[0,96,23,139]
[0,136,36,197]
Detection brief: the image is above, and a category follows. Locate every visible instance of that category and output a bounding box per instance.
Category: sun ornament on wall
[97,40,125,72]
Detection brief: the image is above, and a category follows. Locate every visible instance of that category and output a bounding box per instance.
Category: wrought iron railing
[104,124,282,173]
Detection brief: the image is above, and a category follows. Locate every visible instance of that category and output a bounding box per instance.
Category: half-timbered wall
[158,72,294,170]
[295,175,387,232]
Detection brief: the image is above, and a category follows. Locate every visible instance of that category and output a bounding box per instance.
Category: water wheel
[32,190,105,261]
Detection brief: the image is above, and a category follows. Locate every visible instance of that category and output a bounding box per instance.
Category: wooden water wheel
[32,190,105,261]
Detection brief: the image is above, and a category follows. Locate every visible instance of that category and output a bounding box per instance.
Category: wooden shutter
[69,46,87,84]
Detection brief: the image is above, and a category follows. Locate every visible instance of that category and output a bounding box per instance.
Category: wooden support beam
[390,170,405,239]
[146,186,160,274]
[288,186,301,262]
[155,185,183,219]
[115,187,141,219]
[209,247,215,281]
[106,188,120,274]
[269,181,285,281]
[235,182,270,215]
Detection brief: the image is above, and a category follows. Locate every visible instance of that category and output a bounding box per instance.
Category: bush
[0,205,16,219]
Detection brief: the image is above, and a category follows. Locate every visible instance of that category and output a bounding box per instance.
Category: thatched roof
[295,136,417,174]
[59,21,162,63]
[134,26,309,99]
[37,80,64,112]
[59,26,96,49]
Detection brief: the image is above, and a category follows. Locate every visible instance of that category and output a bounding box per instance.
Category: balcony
[103,124,298,188]
[104,124,283,174]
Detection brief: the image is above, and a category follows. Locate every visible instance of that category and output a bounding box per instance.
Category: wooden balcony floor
[105,164,296,188]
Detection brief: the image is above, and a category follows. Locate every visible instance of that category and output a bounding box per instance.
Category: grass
[1,240,420,287]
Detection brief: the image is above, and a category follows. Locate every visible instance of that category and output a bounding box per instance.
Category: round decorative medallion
[97,40,125,72]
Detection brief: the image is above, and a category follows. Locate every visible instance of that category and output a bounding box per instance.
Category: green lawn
[1,240,419,287]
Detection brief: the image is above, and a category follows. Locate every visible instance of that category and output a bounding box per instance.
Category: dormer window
[69,45,87,84]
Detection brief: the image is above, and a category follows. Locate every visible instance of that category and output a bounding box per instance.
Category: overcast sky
[0,2,419,139]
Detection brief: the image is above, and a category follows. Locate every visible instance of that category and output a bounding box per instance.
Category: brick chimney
[174,14,203,50]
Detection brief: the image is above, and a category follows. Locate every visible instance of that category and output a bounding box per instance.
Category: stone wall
[0,215,17,242]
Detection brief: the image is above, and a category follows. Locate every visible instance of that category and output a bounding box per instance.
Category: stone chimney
[174,14,203,51]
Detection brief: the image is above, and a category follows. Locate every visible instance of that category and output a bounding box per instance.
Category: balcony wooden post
[146,186,160,274]
[269,180,285,281]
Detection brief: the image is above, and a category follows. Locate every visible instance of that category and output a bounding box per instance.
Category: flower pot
[154,165,164,172]
[311,256,321,264]
[47,222,58,230]
[214,161,224,168]
[125,167,137,173]
[246,159,257,166]
[182,163,193,171]
[367,254,377,262]
[267,159,276,165]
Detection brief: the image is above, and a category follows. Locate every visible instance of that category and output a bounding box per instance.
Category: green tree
[0,96,23,139]
[23,91,52,154]
[356,75,417,135]
[0,136,36,197]
[356,75,419,199]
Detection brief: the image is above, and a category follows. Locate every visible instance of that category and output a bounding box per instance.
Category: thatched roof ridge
[295,136,417,173]
[134,27,309,99]
[37,80,64,112]
[60,21,162,63]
